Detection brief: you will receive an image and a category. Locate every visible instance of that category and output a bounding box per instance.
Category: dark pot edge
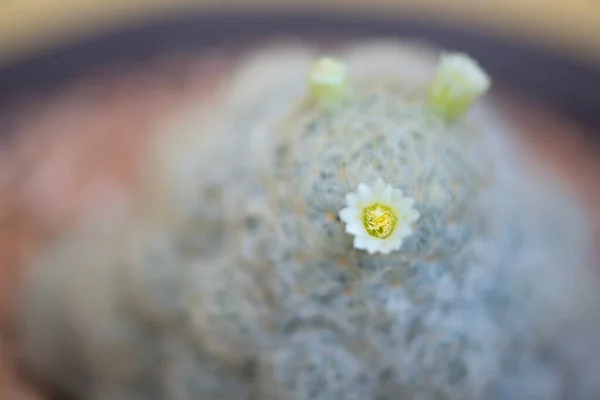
[0,10,599,129]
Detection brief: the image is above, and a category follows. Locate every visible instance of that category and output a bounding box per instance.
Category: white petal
[364,237,382,255]
[373,178,386,194]
[389,203,402,216]
[377,241,391,254]
[354,236,368,251]
[387,227,401,240]
[365,245,379,255]
[357,183,372,198]
[345,223,363,235]
[406,209,421,223]
[379,238,402,254]
[386,224,410,244]
[391,187,404,198]
[345,193,359,207]
[397,225,413,237]
[389,237,405,251]
[339,207,358,224]
[382,185,394,203]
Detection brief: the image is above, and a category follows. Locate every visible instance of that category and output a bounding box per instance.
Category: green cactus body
[18,40,600,400]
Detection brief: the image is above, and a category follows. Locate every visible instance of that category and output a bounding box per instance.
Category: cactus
[17,40,600,400]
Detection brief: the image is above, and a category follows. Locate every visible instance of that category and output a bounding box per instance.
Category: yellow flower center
[363,203,398,239]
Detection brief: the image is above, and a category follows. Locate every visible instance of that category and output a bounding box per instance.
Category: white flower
[307,57,349,102]
[339,179,420,255]
[428,52,491,119]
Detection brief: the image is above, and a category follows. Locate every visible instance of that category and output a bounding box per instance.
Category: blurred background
[0,1,599,398]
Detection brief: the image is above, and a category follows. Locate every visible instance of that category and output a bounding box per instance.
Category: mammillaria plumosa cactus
[17,40,600,399]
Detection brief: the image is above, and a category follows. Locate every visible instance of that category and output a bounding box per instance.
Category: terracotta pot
[0,3,599,398]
